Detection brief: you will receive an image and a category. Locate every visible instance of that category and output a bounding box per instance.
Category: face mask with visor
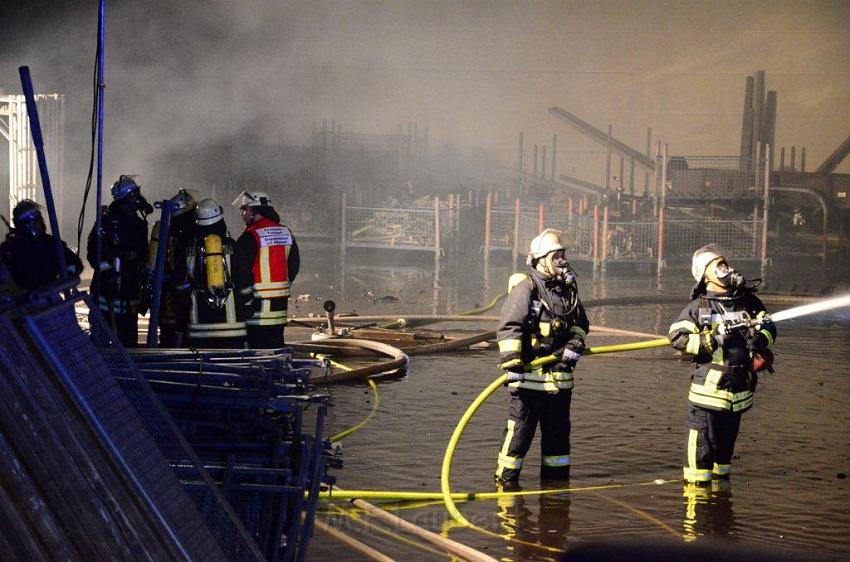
[713,261,745,288]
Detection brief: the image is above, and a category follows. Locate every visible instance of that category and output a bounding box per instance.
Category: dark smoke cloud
[1,0,848,237]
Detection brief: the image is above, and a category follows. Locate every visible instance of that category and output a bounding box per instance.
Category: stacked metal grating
[0,295,263,560]
[0,293,338,562]
[130,348,340,562]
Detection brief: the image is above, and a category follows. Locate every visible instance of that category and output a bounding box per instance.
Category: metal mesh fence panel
[565,214,595,258]
[281,202,335,241]
[345,206,437,250]
[667,156,759,199]
[605,222,658,261]
[23,296,264,562]
[0,313,185,561]
[488,208,516,250]
[663,219,763,259]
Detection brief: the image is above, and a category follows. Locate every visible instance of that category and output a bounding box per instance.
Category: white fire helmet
[526,229,567,266]
[231,191,272,208]
[691,244,726,282]
[196,198,224,226]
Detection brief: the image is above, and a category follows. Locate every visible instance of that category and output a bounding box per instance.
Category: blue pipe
[146,201,177,347]
[93,0,106,299]
[17,66,68,283]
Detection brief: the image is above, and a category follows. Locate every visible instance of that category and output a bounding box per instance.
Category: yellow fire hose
[329,378,380,443]
[441,337,671,528]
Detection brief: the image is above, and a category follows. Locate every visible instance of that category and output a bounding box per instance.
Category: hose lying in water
[441,337,671,528]
[318,477,668,502]
[288,339,409,384]
[328,378,380,443]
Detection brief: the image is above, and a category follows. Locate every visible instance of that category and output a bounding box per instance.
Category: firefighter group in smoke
[74,175,298,349]
[2,180,781,501]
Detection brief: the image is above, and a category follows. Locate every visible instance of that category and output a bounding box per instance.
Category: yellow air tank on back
[203,234,225,292]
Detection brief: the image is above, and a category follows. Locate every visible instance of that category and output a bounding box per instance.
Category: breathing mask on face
[132,192,154,216]
[713,261,745,288]
[12,206,45,240]
[542,251,576,284]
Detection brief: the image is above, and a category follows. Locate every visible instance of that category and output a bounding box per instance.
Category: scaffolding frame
[0,94,65,232]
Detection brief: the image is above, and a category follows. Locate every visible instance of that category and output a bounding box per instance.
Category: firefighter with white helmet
[86,175,151,347]
[668,245,777,485]
[494,228,589,483]
[232,190,300,348]
[179,198,253,348]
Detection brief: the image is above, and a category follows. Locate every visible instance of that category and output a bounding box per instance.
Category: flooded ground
[293,249,850,561]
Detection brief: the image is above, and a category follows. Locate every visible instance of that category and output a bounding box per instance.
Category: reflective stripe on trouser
[683,403,742,483]
[246,298,288,326]
[188,322,247,349]
[506,368,574,392]
[495,388,571,482]
[246,298,288,349]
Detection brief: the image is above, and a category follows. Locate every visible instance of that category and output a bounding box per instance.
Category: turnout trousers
[495,388,572,482]
[683,403,742,483]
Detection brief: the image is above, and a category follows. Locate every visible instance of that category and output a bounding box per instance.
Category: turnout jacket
[668,288,777,413]
[497,269,590,392]
[184,223,254,342]
[1,230,82,291]
[86,201,149,314]
[234,216,300,329]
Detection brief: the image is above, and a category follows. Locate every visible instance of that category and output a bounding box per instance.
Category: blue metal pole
[93,0,106,299]
[146,201,176,348]
[18,66,68,280]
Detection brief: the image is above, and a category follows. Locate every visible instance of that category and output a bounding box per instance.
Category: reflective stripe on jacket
[497,270,589,392]
[186,242,246,341]
[668,289,776,413]
[245,217,292,298]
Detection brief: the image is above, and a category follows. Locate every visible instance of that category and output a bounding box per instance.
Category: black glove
[499,352,525,374]
[700,331,722,354]
[745,328,767,352]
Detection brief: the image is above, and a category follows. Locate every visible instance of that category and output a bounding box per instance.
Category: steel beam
[548,106,655,171]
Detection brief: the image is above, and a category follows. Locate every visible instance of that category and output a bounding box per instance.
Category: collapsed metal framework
[0,94,64,229]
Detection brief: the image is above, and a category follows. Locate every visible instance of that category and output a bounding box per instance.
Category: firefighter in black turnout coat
[495,229,590,483]
[86,175,151,347]
[668,245,777,483]
[1,199,82,291]
[152,189,198,347]
[182,198,253,349]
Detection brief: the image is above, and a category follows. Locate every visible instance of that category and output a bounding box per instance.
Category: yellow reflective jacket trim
[508,380,570,392]
[508,368,574,391]
[189,327,248,339]
[685,333,702,355]
[507,273,529,293]
[758,327,774,347]
[539,322,551,337]
[498,339,521,353]
[688,384,753,412]
[669,319,699,334]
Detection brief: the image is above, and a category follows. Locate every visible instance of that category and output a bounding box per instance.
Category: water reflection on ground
[298,249,850,561]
